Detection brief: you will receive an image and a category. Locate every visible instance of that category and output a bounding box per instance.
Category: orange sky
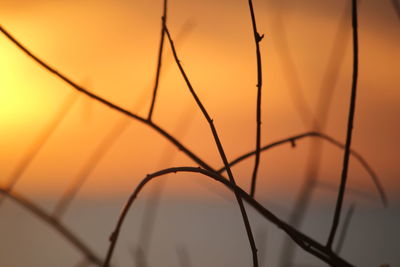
[1,0,399,205]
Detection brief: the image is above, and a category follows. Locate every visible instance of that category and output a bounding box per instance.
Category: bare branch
[104,167,353,267]
[147,0,168,121]
[218,131,387,207]
[247,0,264,198]
[52,21,196,219]
[278,3,352,264]
[164,26,258,267]
[327,0,359,249]
[0,188,103,266]
[0,25,215,174]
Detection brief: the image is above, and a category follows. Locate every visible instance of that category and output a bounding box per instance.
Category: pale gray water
[0,196,398,267]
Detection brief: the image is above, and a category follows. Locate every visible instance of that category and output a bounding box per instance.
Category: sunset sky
[1,1,400,266]
[1,0,399,204]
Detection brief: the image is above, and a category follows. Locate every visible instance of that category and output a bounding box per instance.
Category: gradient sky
[1,0,399,205]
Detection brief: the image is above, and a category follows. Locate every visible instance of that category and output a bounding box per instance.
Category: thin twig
[164,26,258,267]
[0,188,103,266]
[0,91,78,205]
[147,0,167,121]
[335,204,355,254]
[0,25,216,174]
[52,22,195,219]
[217,131,387,207]
[327,0,359,249]
[104,167,353,267]
[247,0,264,198]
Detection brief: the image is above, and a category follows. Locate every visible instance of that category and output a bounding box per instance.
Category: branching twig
[147,0,168,121]
[52,21,195,219]
[0,25,215,174]
[104,167,353,267]
[327,0,359,249]
[217,131,387,207]
[164,26,258,267]
[247,0,264,198]
[0,188,103,266]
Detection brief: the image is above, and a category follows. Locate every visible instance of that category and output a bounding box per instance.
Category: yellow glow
[0,42,45,129]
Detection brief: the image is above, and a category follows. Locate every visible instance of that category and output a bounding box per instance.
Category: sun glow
[0,42,49,130]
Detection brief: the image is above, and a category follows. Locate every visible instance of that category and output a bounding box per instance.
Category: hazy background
[0,0,399,266]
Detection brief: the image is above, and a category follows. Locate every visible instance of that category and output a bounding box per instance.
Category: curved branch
[104,167,353,267]
[218,131,387,207]
[0,188,103,266]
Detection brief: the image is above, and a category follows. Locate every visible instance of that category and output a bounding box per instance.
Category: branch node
[290,139,296,148]
[256,33,264,42]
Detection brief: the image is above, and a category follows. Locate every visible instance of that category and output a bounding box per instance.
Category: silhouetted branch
[217,131,386,207]
[52,22,195,219]
[0,91,78,206]
[104,167,353,267]
[247,0,264,198]
[164,26,258,267]
[335,204,355,254]
[327,0,359,249]
[147,0,167,121]
[0,25,215,175]
[0,187,103,266]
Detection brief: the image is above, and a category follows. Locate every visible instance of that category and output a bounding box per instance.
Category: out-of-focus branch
[52,21,195,219]
[0,91,78,205]
[335,204,355,254]
[0,187,103,266]
[104,167,353,267]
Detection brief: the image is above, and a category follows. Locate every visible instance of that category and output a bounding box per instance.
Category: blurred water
[0,196,398,267]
